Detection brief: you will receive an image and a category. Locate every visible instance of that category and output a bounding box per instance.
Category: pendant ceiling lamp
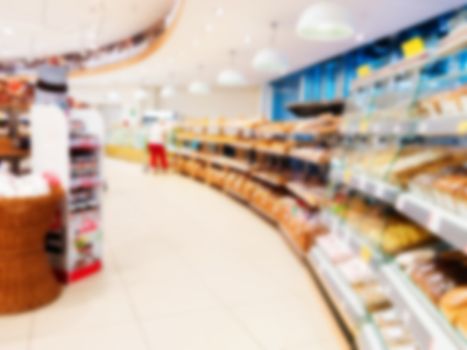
[160,71,177,99]
[188,80,210,95]
[296,2,354,41]
[217,50,246,86]
[133,88,148,101]
[160,85,176,99]
[252,22,289,75]
[188,65,211,95]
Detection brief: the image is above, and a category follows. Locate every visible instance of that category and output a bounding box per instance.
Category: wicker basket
[0,186,63,314]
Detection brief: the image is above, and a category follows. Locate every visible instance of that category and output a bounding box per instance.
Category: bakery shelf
[289,148,330,165]
[320,211,387,267]
[209,156,250,173]
[396,193,467,251]
[249,202,277,223]
[254,144,290,157]
[331,169,400,206]
[286,182,325,208]
[378,263,466,350]
[342,114,467,138]
[279,223,305,259]
[308,247,368,329]
[417,115,467,136]
[251,171,285,188]
[435,25,467,59]
[357,323,388,350]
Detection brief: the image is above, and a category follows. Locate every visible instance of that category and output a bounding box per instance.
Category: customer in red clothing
[147,121,168,171]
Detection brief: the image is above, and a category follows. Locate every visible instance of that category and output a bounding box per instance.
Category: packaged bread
[439,287,467,324]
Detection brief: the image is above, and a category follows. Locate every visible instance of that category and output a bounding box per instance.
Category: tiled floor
[1,159,350,350]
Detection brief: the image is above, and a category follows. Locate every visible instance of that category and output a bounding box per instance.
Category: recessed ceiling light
[3,27,13,36]
[215,7,224,17]
[205,23,213,33]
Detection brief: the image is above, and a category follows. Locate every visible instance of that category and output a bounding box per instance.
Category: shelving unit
[31,105,104,283]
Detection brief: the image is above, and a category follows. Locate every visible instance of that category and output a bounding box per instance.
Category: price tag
[357,64,372,77]
[457,121,467,135]
[360,245,373,263]
[359,120,369,134]
[402,36,425,58]
[343,169,353,184]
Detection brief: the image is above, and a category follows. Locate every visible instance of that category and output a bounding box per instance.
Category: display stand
[30,105,103,283]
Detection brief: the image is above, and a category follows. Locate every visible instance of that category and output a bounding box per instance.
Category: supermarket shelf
[417,115,467,136]
[279,223,305,259]
[71,177,100,190]
[307,247,368,328]
[286,182,325,208]
[225,188,247,203]
[254,145,290,157]
[251,171,285,188]
[320,211,386,267]
[343,114,467,138]
[289,148,330,165]
[249,202,276,223]
[209,156,250,173]
[357,323,387,350]
[70,139,100,150]
[379,263,466,350]
[331,169,400,205]
[396,193,467,251]
[435,26,467,58]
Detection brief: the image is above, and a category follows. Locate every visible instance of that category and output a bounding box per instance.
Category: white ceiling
[0,0,174,59]
[70,0,466,88]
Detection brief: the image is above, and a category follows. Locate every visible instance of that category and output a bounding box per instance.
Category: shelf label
[402,36,425,58]
[359,120,369,134]
[457,121,467,135]
[343,169,353,183]
[360,245,373,263]
[357,65,372,77]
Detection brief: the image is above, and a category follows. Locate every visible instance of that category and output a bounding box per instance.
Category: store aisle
[1,159,349,350]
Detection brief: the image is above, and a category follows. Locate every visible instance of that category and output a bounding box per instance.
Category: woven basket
[0,186,63,314]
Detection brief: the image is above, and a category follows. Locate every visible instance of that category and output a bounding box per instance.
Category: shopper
[147,120,168,172]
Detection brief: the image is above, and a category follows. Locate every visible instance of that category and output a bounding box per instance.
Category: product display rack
[31,105,104,283]
[323,33,467,349]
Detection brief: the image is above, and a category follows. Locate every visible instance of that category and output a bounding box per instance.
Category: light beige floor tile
[0,338,28,350]
[30,323,147,350]
[141,308,262,350]
[126,276,220,320]
[0,314,32,340]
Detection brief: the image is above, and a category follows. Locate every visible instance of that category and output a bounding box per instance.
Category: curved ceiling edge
[70,0,185,79]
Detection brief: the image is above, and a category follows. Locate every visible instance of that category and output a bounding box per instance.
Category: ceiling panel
[65,0,467,88]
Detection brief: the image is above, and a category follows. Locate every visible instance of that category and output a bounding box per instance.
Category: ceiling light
[217,69,246,86]
[297,2,354,41]
[133,88,148,101]
[188,80,211,95]
[160,85,176,99]
[215,7,224,16]
[244,35,252,45]
[252,48,289,75]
